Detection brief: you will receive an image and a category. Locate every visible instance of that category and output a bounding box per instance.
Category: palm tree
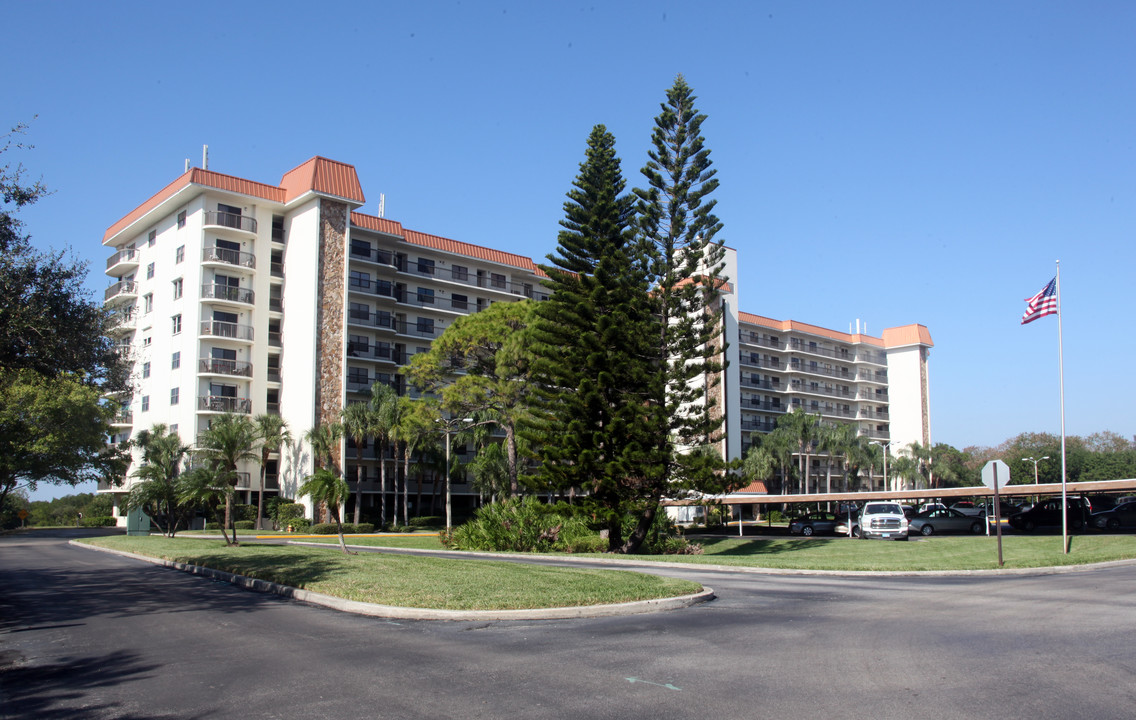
[890,454,920,492]
[298,468,352,554]
[179,465,231,542]
[341,401,377,525]
[253,414,291,530]
[126,424,192,537]
[304,422,343,523]
[370,381,401,528]
[773,408,822,494]
[394,396,436,525]
[818,422,858,495]
[842,434,877,492]
[196,413,261,545]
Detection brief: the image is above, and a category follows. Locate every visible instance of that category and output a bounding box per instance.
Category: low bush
[354,523,375,534]
[310,523,340,535]
[206,522,221,530]
[408,516,443,528]
[448,496,601,553]
[233,521,256,530]
[767,510,785,524]
[233,504,258,523]
[619,512,701,555]
[285,517,311,532]
[78,516,116,527]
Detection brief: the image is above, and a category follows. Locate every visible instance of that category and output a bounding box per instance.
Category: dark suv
[1008,496,1092,532]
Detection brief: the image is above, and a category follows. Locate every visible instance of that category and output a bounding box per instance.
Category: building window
[148,230,156,247]
[170,388,179,405]
[350,238,371,258]
[272,215,285,242]
[172,278,183,299]
[417,287,435,304]
[416,317,434,335]
[170,423,178,434]
[490,273,506,289]
[176,245,185,264]
[348,367,369,385]
[417,258,435,275]
[451,265,468,282]
[451,293,468,311]
[146,262,155,279]
[349,270,370,290]
[142,336,151,347]
[172,351,180,369]
[141,395,150,412]
[143,293,153,314]
[142,362,151,379]
[349,302,370,321]
[172,314,182,335]
[177,210,186,228]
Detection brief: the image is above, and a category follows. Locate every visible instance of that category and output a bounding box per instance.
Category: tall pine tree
[529,125,658,551]
[623,75,733,552]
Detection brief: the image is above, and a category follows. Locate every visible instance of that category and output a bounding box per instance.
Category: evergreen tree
[623,76,733,551]
[530,124,658,551]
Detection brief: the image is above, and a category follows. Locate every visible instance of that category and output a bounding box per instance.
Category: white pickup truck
[859,502,909,540]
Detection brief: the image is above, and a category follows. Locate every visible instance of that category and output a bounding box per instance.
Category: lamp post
[870,441,891,492]
[1023,456,1050,485]
[437,416,473,531]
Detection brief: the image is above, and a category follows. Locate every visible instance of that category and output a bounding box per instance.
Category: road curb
[70,540,715,620]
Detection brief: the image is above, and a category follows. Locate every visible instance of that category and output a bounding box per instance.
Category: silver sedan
[907,508,986,536]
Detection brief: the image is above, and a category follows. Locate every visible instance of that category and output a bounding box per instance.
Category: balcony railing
[269,297,282,312]
[201,283,254,305]
[739,355,781,370]
[857,370,888,384]
[268,331,281,347]
[789,381,854,399]
[203,211,257,234]
[108,310,137,333]
[347,344,403,364]
[106,248,138,271]
[267,367,281,383]
[202,245,256,269]
[270,262,284,278]
[112,412,134,425]
[104,280,138,302]
[789,360,853,380]
[199,358,253,377]
[739,332,783,350]
[739,375,780,391]
[197,396,252,414]
[788,341,856,363]
[200,320,254,341]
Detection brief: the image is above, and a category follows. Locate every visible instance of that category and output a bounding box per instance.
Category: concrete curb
[70,540,715,621]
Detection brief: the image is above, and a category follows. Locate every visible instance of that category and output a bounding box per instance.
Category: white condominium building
[100,157,932,523]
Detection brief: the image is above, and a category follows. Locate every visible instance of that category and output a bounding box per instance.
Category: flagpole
[1056,260,1068,554]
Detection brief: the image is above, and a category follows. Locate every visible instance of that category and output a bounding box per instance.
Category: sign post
[982,460,1010,568]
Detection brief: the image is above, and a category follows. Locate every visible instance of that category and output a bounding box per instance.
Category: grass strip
[80,536,701,610]
[308,533,1136,571]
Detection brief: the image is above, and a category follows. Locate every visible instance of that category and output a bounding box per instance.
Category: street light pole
[870,441,891,492]
[1023,456,1050,485]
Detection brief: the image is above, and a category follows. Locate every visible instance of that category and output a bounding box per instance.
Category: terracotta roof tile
[731,481,768,494]
[103,168,285,243]
[402,228,550,278]
[739,312,933,349]
[881,324,934,348]
[350,212,406,238]
[280,157,365,205]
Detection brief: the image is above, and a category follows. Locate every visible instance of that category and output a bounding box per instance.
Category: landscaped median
[75,536,708,619]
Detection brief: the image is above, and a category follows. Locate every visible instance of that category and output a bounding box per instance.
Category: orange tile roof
[881,324,934,348]
[280,157,365,205]
[731,481,768,494]
[738,312,933,349]
[350,212,406,237]
[401,228,550,278]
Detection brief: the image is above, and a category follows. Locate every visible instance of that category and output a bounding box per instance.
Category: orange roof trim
[402,229,550,278]
[280,157,365,205]
[739,312,932,349]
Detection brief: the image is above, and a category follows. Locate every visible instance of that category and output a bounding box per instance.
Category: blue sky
[9,1,1134,501]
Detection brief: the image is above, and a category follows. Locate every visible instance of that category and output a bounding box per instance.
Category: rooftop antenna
[202,144,209,170]
[184,158,191,173]
[377,193,385,218]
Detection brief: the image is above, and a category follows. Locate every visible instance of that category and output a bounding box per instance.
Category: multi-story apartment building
[712,252,934,493]
[100,157,932,524]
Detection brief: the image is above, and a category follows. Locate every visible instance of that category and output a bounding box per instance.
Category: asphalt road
[3,529,1136,719]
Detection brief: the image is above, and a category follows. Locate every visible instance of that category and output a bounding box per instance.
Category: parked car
[835,517,859,537]
[976,500,1020,517]
[901,505,917,520]
[950,501,985,517]
[858,502,909,540]
[1090,501,1136,531]
[907,508,986,536]
[1008,496,1092,532]
[919,502,947,514]
[788,511,845,537]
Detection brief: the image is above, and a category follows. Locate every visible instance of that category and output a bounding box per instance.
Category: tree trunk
[622,497,661,554]
[506,424,518,496]
[379,440,387,528]
[401,442,410,526]
[353,446,364,525]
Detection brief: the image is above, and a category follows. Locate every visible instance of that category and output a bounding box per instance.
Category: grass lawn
[306,532,1136,571]
[80,536,701,610]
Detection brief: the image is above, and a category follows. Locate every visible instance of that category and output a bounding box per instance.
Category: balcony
[202,245,256,270]
[270,262,284,278]
[107,310,137,335]
[197,396,252,414]
[111,411,134,427]
[856,350,887,366]
[788,361,854,380]
[739,332,783,350]
[740,418,778,433]
[200,320,254,342]
[203,211,257,236]
[199,358,253,377]
[789,381,854,400]
[738,375,780,391]
[104,280,138,303]
[349,244,398,268]
[268,331,281,347]
[201,283,254,306]
[741,398,785,412]
[739,355,782,371]
[788,341,856,363]
[106,248,139,275]
[266,367,281,383]
[347,344,403,365]
[857,370,888,384]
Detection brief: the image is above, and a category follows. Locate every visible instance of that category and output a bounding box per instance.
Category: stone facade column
[314,199,347,472]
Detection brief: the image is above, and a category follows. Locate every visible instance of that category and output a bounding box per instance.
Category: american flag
[1021,277,1057,324]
